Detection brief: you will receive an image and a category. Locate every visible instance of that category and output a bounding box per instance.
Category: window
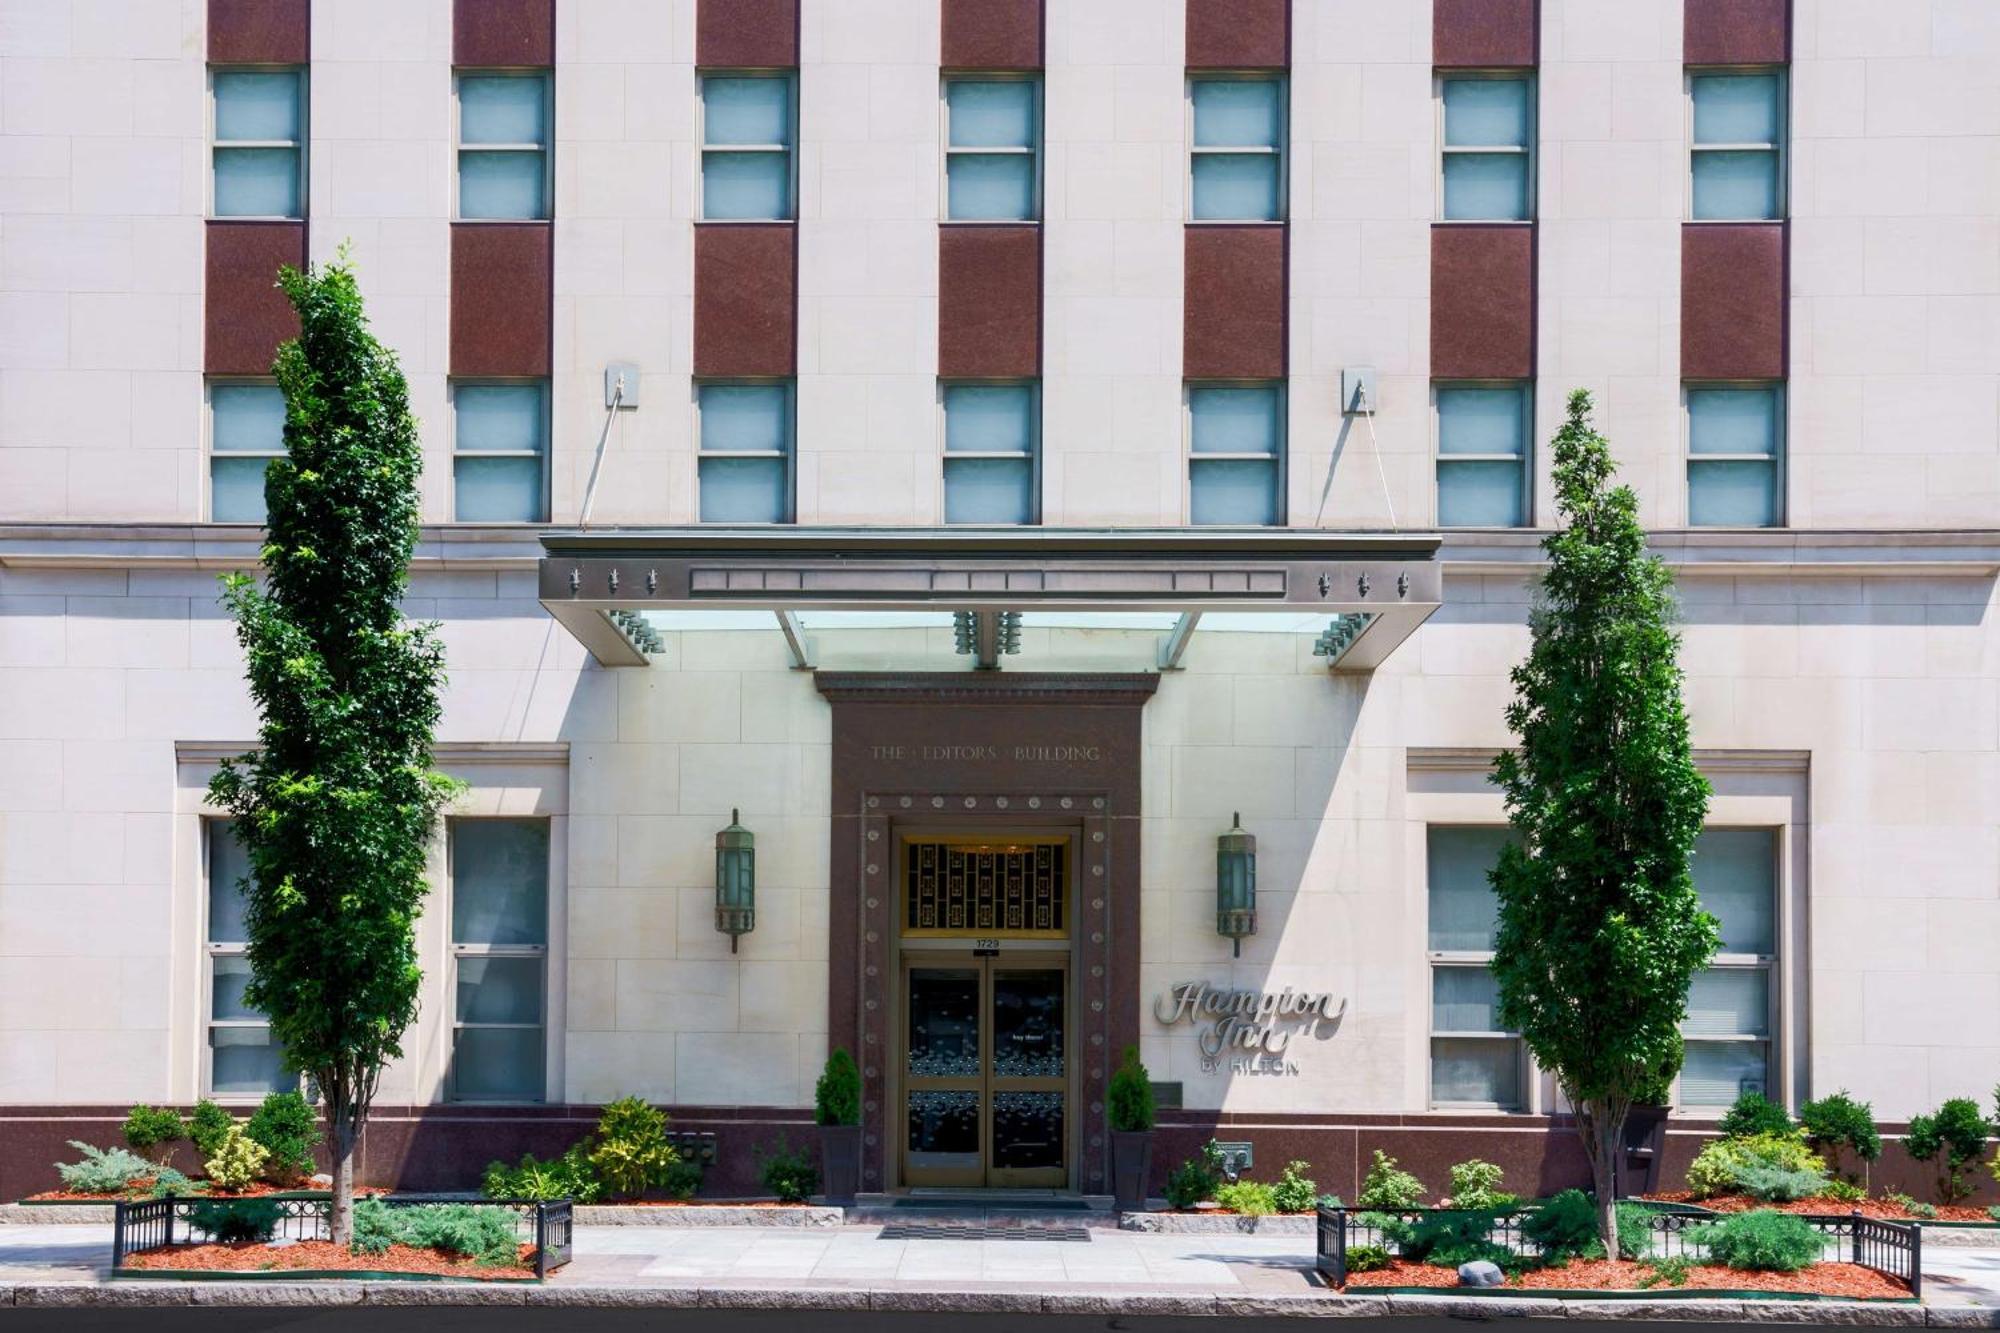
[701,74,795,220]
[452,382,548,522]
[1188,383,1283,525]
[205,821,293,1097]
[1690,71,1784,220]
[698,382,794,523]
[212,68,305,218]
[943,383,1038,524]
[1436,383,1530,527]
[1189,78,1284,221]
[210,381,287,523]
[450,820,549,1102]
[944,78,1039,221]
[1427,827,1523,1109]
[1439,76,1533,221]
[457,72,550,220]
[1682,829,1777,1107]
[1687,383,1782,526]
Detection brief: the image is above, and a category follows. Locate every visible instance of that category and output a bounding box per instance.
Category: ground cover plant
[55,1143,157,1195]
[1688,1210,1824,1272]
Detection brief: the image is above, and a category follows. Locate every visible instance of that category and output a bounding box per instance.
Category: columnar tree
[1489,389,1719,1255]
[209,256,459,1244]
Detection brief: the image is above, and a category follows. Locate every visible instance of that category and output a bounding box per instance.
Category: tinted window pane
[213,383,286,452]
[454,456,544,522]
[453,1027,543,1101]
[211,1027,290,1096]
[1430,1037,1520,1106]
[1192,153,1279,220]
[214,71,301,141]
[700,457,789,523]
[1443,152,1529,221]
[1689,386,1779,455]
[702,151,790,219]
[1426,826,1509,951]
[949,80,1035,148]
[1433,965,1505,1033]
[211,954,262,1021]
[1189,458,1278,525]
[1443,78,1529,147]
[700,384,789,452]
[1437,386,1526,456]
[452,820,549,946]
[458,150,546,219]
[1692,150,1779,219]
[1189,386,1279,454]
[1684,968,1768,1037]
[944,384,1033,453]
[1681,1040,1767,1106]
[1438,460,1526,526]
[211,457,272,522]
[704,77,790,145]
[208,821,252,942]
[944,457,1034,524]
[1692,828,1775,954]
[456,383,547,453]
[1688,459,1776,526]
[460,75,546,145]
[948,153,1035,220]
[1693,74,1779,145]
[1192,80,1279,148]
[214,147,300,217]
[456,955,544,1025]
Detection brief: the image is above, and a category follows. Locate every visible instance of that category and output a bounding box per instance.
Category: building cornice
[1407,746,1811,774]
[814,671,1161,706]
[175,740,571,766]
[0,524,545,571]
[1440,528,2000,577]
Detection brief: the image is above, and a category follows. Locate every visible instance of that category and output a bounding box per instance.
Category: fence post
[1851,1209,1861,1266]
[1333,1208,1347,1288]
[162,1193,174,1249]
[112,1201,126,1270]
[535,1203,548,1281]
[1910,1219,1921,1301]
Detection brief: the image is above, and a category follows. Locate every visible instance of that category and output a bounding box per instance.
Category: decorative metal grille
[906,841,1064,934]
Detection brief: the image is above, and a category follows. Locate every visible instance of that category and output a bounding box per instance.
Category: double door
[901,954,1068,1189]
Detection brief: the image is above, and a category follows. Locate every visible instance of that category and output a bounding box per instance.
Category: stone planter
[819,1124,862,1203]
[1110,1129,1153,1210]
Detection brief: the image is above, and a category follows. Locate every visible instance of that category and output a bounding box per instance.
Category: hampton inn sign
[1153,982,1348,1076]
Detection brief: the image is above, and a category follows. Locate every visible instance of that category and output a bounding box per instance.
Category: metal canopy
[538,527,1444,672]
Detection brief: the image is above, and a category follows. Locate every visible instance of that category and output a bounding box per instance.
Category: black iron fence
[1315,1204,1920,1298]
[112,1195,574,1280]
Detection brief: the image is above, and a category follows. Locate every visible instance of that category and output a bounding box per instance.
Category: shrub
[1821,1178,1868,1204]
[1445,1159,1517,1210]
[756,1135,819,1204]
[1317,1193,1344,1210]
[1213,1180,1278,1216]
[1613,1201,1662,1260]
[1271,1161,1318,1214]
[1522,1189,1600,1263]
[1908,1201,1938,1220]
[1906,1098,1995,1205]
[203,1124,270,1193]
[1718,1090,1794,1140]
[1356,1150,1425,1209]
[1987,1205,2000,1223]
[1690,1210,1824,1272]
[1685,1130,1825,1199]
[585,1097,682,1201]
[189,1100,236,1160]
[146,1167,197,1200]
[1108,1046,1156,1133]
[815,1048,861,1127]
[663,1159,702,1201]
[1880,1190,1921,1213]
[55,1142,156,1195]
[1344,1243,1392,1274]
[399,1203,521,1267]
[1734,1162,1830,1203]
[483,1145,601,1203]
[350,1197,402,1255]
[1376,1209,1517,1272]
[1164,1140,1225,1210]
[1798,1091,1881,1181]
[189,1198,283,1244]
[122,1106,187,1164]
[246,1090,320,1184]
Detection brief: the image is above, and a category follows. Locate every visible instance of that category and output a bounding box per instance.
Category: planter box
[1119,1210,1314,1234]
[1110,1130,1153,1211]
[819,1125,861,1203]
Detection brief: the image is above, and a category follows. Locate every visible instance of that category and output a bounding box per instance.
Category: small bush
[1690,1210,1824,1272]
[815,1048,861,1127]
[1317,1193,1344,1209]
[1164,1140,1225,1210]
[1640,1255,1693,1288]
[146,1167,197,1200]
[1685,1130,1824,1199]
[1880,1190,1921,1213]
[189,1198,283,1243]
[122,1106,187,1164]
[1107,1046,1155,1133]
[756,1135,819,1203]
[350,1197,401,1256]
[1213,1180,1278,1216]
[399,1203,521,1267]
[1734,1161,1830,1203]
[1614,1201,1660,1260]
[483,1145,601,1203]
[663,1159,702,1201]
[1908,1201,1938,1220]
[1798,1091,1881,1180]
[1344,1243,1392,1274]
[245,1090,320,1184]
[1718,1091,1794,1140]
[1522,1189,1599,1263]
[1906,1098,1995,1205]
[1445,1159,1517,1210]
[203,1124,269,1193]
[1986,1205,2000,1223]
[1271,1161,1318,1214]
[55,1142,156,1195]
[1821,1178,1868,1204]
[585,1097,682,1200]
[1356,1149,1425,1209]
[1377,1209,1517,1272]
[188,1100,236,1160]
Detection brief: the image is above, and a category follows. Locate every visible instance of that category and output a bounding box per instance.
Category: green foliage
[1489,390,1719,1256]
[1632,1040,1682,1108]
[1639,1255,1693,1288]
[1522,1189,1601,1263]
[1690,1210,1824,1272]
[1375,1209,1520,1272]
[122,1107,187,1163]
[1317,1194,1345,1210]
[584,1097,683,1201]
[204,1125,270,1193]
[1107,1046,1156,1133]
[1446,1159,1517,1210]
[756,1135,819,1204]
[246,1090,321,1184]
[146,1168,198,1200]
[1798,1091,1882,1177]
[206,254,460,1241]
[1164,1140,1226,1209]
[1986,1205,2000,1223]
[350,1197,401,1255]
[482,1146,601,1203]
[1718,1091,1794,1140]
[662,1159,702,1202]
[1908,1201,1938,1220]
[347,1201,521,1267]
[56,1142,156,1194]
[1356,1149,1425,1209]
[1733,1163,1829,1203]
[1213,1180,1278,1216]
[190,1198,284,1244]
[1821,1178,1868,1204]
[189,1101,236,1160]
[1271,1161,1318,1214]
[1685,1131,1825,1199]
[1906,1098,1995,1205]
[815,1048,861,1127]
[1344,1243,1392,1274]
[1880,1190,1921,1213]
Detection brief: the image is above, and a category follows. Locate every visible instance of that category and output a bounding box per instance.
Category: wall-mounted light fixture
[1216,811,1257,957]
[715,808,755,952]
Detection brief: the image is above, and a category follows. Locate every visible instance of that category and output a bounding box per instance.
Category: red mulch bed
[123,1240,537,1281]
[1342,1257,1910,1299]
[27,1180,336,1202]
[1644,1191,1993,1222]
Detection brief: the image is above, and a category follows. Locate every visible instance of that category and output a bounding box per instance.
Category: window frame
[1686,66,1788,222]
[1678,826,1781,1112]
[939,73,1043,223]
[1184,380,1287,526]
[201,818,299,1101]
[446,817,552,1106]
[1185,73,1289,223]
[939,379,1042,525]
[697,70,799,223]
[1434,71,1537,223]
[206,377,288,524]
[452,68,554,222]
[449,378,552,524]
[1424,825,1529,1113]
[1433,380,1533,528]
[1684,380,1786,528]
[208,65,308,221]
[694,378,797,524]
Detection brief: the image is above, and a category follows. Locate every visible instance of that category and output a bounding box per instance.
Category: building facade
[1,0,1998,1203]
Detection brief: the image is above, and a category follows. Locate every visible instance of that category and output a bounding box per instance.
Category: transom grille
[905,840,1065,936]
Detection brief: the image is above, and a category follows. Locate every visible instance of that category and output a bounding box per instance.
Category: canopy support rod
[1156,611,1202,671]
[775,610,815,670]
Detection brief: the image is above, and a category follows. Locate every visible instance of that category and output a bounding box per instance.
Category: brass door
[901,954,1069,1189]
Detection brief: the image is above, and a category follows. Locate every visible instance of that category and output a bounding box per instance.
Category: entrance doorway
[900,953,1069,1188]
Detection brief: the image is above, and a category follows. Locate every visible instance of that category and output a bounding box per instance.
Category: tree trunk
[1577,1096,1625,1259]
[330,1110,358,1246]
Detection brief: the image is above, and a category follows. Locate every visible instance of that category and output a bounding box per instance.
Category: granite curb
[1119,1211,1315,1234]
[571,1205,845,1227]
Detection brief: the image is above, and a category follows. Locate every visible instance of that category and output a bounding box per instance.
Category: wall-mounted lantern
[1216,811,1257,957]
[715,808,755,952]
